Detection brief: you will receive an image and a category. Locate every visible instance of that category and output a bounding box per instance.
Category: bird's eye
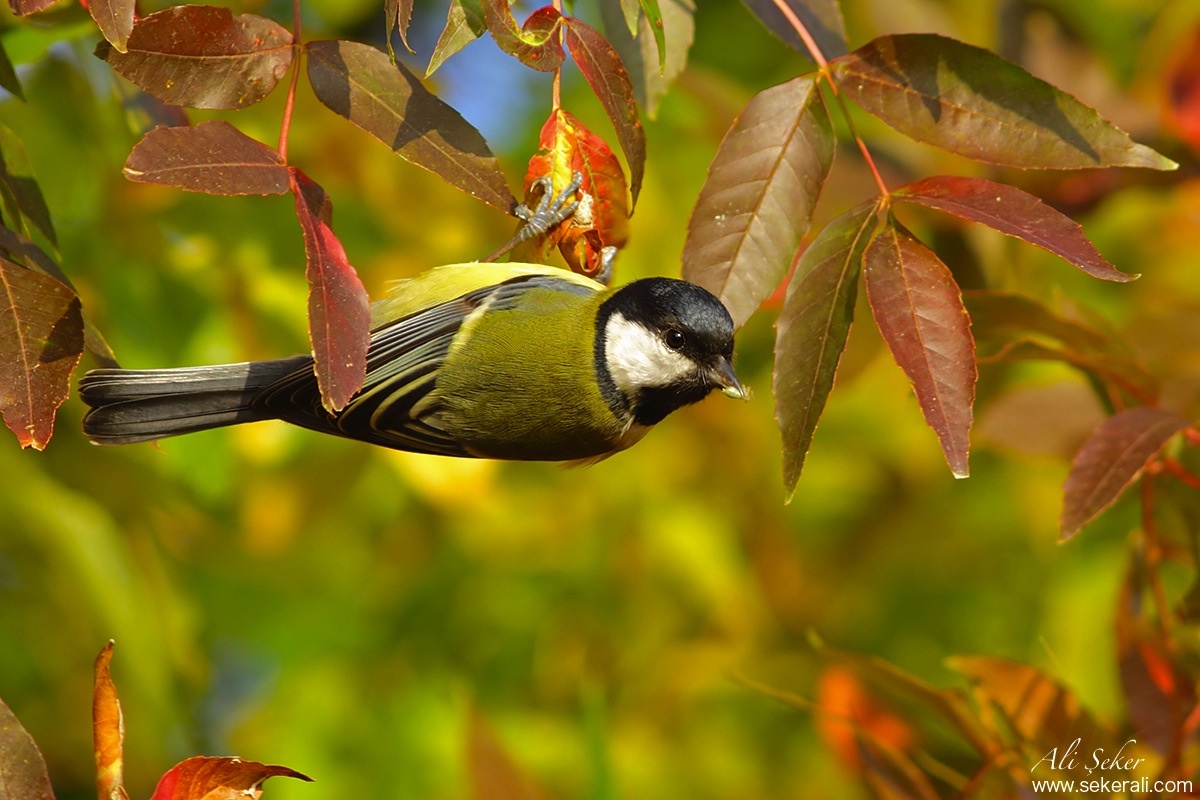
[664,329,686,350]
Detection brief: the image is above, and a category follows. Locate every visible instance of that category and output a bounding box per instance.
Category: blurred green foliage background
[3,0,1198,797]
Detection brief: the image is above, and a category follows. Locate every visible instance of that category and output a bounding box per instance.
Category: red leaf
[289,168,370,414]
[563,17,646,207]
[1166,27,1200,153]
[88,0,136,53]
[124,121,290,196]
[682,75,834,328]
[93,641,130,800]
[1061,407,1191,538]
[306,40,516,213]
[481,1,564,72]
[97,6,294,110]
[864,219,975,478]
[831,34,1176,170]
[0,257,83,450]
[151,757,311,800]
[0,696,55,800]
[522,109,627,275]
[775,201,878,494]
[7,0,55,15]
[739,0,847,60]
[894,176,1135,282]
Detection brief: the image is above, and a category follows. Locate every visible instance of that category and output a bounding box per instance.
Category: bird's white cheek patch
[604,313,694,393]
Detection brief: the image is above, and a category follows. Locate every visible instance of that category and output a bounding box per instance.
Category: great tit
[79,263,745,462]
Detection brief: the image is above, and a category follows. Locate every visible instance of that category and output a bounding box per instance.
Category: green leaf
[683,75,834,329]
[307,40,516,212]
[599,0,694,118]
[427,0,486,77]
[831,33,1177,170]
[864,217,976,478]
[775,201,878,494]
[0,122,56,246]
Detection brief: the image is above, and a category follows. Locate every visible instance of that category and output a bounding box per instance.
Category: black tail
[79,356,313,444]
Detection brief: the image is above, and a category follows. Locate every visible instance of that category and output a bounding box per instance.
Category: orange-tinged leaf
[1166,27,1200,153]
[150,756,311,800]
[831,34,1176,170]
[124,121,290,196]
[306,40,516,212]
[93,641,130,800]
[683,75,834,329]
[0,256,84,450]
[96,6,294,110]
[1061,407,1191,538]
[894,176,1135,282]
[0,696,55,800]
[522,109,627,275]
[775,201,877,494]
[289,168,370,413]
[864,218,975,478]
[563,17,646,207]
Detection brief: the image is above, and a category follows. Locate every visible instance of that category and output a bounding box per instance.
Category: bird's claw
[510,171,585,245]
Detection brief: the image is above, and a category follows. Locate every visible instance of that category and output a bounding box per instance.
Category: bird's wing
[257,273,595,456]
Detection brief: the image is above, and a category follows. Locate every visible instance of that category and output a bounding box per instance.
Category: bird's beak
[709,356,747,400]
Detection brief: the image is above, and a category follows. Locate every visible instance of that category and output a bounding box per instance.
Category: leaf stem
[769,0,890,199]
[278,0,303,162]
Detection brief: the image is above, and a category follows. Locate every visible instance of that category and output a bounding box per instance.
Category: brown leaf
[563,17,646,207]
[149,757,311,800]
[950,656,1119,784]
[7,0,55,15]
[0,696,55,800]
[831,34,1176,170]
[682,75,834,328]
[93,641,130,800]
[1166,26,1200,153]
[1116,559,1195,756]
[88,0,136,53]
[982,339,1160,408]
[289,168,370,414]
[306,40,516,212]
[864,218,976,478]
[385,0,416,58]
[0,257,83,450]
[124,121,290,196]
[739,0,847,60]
[1061,407,1191,538]
[97,6,294,110]
[894,176,1135,282]
[481,0,564,72]
[774,201,878,494]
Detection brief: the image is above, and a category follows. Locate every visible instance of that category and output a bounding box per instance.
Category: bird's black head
[596,278,744,426]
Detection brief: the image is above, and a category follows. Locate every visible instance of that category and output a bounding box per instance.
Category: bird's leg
[483,171,584,262]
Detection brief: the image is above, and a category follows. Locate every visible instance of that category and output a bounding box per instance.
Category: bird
[79,262,745,462]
